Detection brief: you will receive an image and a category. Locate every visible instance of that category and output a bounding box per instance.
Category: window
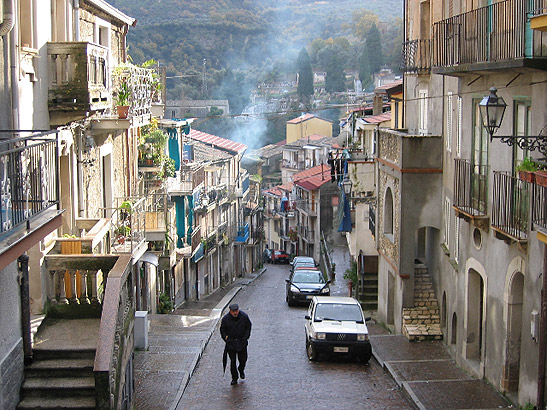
[446,92,453,151]
[20,0,35,49]
[472,100,488,213]
[419,90,428,135]
[454,217,460,263]
[443,198,451,247]
[513,101,531,172]
[456,96,462,157]
[384,188,394,238]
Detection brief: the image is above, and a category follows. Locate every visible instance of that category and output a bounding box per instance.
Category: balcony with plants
[138,127,176,189]
[432,0,547,75]
[47,42,110,125]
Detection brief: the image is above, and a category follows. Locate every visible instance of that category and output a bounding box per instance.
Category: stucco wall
[286,118,332,143]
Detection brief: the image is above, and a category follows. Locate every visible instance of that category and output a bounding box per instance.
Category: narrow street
[176,245,415,410]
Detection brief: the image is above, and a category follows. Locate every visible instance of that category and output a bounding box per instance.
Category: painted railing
[492,171,529,241]
[0,131,59,234]
[532,180,547,232]
[433,0,547,68]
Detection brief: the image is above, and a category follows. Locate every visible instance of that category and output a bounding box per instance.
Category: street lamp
[479,87,547,155]
[479,87,506,141]
[341,177,352,197]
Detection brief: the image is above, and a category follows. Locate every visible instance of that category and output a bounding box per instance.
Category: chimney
[373,94,383,116]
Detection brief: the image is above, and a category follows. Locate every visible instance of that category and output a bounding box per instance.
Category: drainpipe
[537,244,547,409]
[18,254,32,364]
[73,0,80,41]
[1,0,15,127]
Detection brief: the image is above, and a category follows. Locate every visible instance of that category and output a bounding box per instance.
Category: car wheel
[359,351,371,364]
[306,340,318,361]
[287,298,294,307]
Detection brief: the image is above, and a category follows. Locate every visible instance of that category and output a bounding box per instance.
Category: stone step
[18,396,96,410]
[21,377,95,398]
[32,348,96,361]
[26,359,94,378]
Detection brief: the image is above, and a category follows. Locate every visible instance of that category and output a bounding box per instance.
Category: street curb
[170,267,267,410]
[401,381,426,410]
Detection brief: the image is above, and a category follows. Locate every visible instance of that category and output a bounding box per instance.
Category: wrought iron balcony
[532,181,547,233]
[0,131,60,236]
[281,159,305,170]
[296,199,317,216]
[402,39,431,73]
[110,197,146,254]
[491,171,529,242]
[432,0,547,74]
[454,159,489,222]
[47,42,110,118]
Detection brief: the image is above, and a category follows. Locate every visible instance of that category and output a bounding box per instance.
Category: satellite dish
[337,130,351,147]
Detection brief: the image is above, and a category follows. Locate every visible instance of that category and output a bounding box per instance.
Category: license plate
[333,347,349,353]
[306,295,313,299]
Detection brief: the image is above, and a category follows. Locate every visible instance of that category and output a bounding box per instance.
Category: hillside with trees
[110,0,402,145]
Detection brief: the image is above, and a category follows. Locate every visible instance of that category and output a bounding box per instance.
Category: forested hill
[110,0,403,116]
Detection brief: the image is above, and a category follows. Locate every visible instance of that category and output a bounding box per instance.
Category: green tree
[366,23,384,75]
[296,47,314,100]
[352,9,380,40]
[318,44,346,93]
[358,47,372,91]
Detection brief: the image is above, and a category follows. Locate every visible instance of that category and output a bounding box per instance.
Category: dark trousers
[227,348,247,381]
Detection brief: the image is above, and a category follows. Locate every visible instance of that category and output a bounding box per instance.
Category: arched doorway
[451,312,457,345]
[502,271,524,392]
[465,268,485,365]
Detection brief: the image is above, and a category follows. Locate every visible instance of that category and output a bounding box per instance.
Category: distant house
[166,99,230,119]
[286,113,333,143]
[373,68,398,89]
[375,80,403,129]
[313,71,327,84]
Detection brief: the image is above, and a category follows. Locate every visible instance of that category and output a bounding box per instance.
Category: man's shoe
[239,370,245,379]
[231,379,238,385]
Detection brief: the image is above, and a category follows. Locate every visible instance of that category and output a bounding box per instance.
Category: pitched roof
[293,164,332,191]
[192,140,232,162]
[359,112,392,124]
[190,129,247,155]
[287,113,316,124]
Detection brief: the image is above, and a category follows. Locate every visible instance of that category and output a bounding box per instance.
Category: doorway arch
[502,270,524,392]
[465,267,485,366]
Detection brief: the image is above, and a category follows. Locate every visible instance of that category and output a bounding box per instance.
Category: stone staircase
[402,264,443,341]
[359,272,378,311]
[17,348,96,410]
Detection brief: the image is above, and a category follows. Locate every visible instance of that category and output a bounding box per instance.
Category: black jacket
[220,311,252,352]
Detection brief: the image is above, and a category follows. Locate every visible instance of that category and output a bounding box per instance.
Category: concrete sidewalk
[133,269,266,410]
[134,263,515,410]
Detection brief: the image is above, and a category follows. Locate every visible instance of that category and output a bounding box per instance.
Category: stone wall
[378,171,400,268]
[0,339,23,410]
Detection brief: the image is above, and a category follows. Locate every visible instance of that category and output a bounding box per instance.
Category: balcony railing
[402,39,431,73]
[369,205,376,235]
[282,159,305,170]
[297,199,317,216]
[0,131,60,235]
[47,42,110,112]
[492,172,529,241]
[110,196,146,254]
[454,159,488,217]
[532,182,547,232]
[432,0,547,70]
[112,64,154,118]
[191,226,202,252]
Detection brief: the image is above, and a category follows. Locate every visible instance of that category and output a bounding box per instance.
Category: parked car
[271,250,290,264]
[291,260,318,272]
[290,256,315,266]
[304,296,371,363]
[286,268,330,306]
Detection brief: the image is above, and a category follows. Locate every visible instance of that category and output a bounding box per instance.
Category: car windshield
[294,262,315,268]
[314,303,363,322]
[292,271,325,284]
[274,251,286,256]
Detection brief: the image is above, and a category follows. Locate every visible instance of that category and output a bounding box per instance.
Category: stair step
[26,359,94,378]
[21,377,95,397]
[32,348,95,361]
[18,396,96,410]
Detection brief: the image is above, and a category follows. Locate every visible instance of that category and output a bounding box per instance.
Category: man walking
[220,303,252,385]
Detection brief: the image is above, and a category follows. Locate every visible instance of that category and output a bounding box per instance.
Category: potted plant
[116,225,131,244]
[535,169,547,187]
[115,80,131,119]
[516,157,539,183]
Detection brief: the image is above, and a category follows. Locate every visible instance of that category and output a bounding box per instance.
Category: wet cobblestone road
[176,261,415,410]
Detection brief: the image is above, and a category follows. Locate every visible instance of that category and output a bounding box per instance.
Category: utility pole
[201,59,207,98]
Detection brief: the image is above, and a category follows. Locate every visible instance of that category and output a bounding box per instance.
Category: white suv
[304,296,371,363]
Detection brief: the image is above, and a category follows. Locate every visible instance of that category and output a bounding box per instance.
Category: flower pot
[535,171,547,187]
[117,105,129,119]
[518,170,535,183]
